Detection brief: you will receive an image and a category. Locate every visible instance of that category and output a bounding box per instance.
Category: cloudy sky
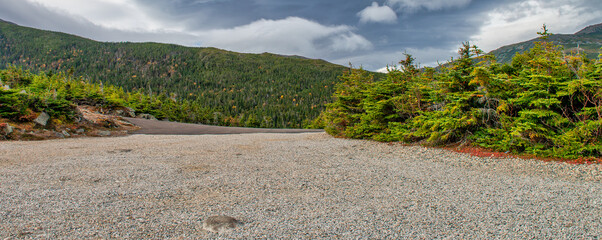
[1,0,600,71]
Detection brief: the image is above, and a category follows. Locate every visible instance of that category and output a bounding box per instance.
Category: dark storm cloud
[123,0,507,67]
[1,0,600,71]
[126,0,525,68]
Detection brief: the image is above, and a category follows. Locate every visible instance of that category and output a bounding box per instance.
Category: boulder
[34,112,50,126]
[7,125,13,135]
[1,123,13,135]
[76,106,115,127]
[98,131,111,136]
[76,128,85,134]
[115,107,136,118]
[61,130,71,137]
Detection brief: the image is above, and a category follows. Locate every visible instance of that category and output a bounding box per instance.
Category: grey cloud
[1,0,600,71]
[469,0,602,51]
[386,0,471,12]
[332,46,458,71]
[0,0,91,34]
[0,0,200,45]
[196,17,372,58]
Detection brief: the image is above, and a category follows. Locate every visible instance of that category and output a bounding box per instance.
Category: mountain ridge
[489,23,602,64]
[575,23,602,35]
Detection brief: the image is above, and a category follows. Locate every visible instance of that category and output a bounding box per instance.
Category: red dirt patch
[446,145,602,165]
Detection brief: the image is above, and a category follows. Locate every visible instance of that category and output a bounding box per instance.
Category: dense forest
[0,20,353,128]
[316,27,602,159]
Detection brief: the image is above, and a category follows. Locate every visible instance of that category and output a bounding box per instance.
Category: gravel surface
[0,133,600,239]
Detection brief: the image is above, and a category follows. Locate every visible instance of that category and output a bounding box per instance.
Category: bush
[320,27,602,159]
[0,89,28,120]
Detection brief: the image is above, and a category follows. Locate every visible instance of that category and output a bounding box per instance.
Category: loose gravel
[0,133,600,239]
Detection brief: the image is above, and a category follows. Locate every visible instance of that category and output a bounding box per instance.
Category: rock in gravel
[202,215,240,233]
[34,112,50,126]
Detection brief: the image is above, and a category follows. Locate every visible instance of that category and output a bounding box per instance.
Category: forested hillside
[317,27,602,159]
[0,20,350,128]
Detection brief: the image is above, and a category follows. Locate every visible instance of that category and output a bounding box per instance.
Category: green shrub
[320,26,602,159]
[0,89,28,120]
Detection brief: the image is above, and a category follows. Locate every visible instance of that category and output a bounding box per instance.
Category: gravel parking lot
[0,133,600,239]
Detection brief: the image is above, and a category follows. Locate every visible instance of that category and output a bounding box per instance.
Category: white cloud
[470,0,602,52]
[386,0,471,12]
[0,0,203,45]
[25,0,180,32]
[357,2,397,24]
[332,47,456,71]
[195,17,373,58]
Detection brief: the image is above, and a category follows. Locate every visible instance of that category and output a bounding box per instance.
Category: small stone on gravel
[202,215,240,233]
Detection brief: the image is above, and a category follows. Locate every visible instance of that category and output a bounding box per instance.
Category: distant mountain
[489,23,602,64]
[575,23,602,35]
[0,19,353,128]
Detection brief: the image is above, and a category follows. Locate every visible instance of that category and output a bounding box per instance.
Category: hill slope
[0,20,349,128]
[490,23,602,64]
